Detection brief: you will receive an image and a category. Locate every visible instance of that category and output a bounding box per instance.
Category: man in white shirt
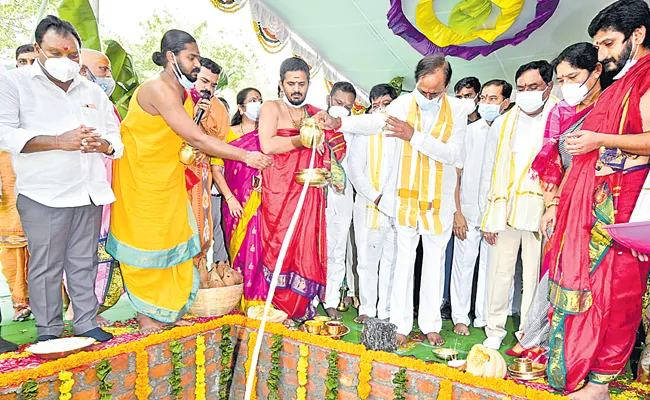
[480,61,558,349]
[450,79,512,336]
[323,81,357,320]
[318,55,467,346]
[347,84,398,324]
[0,16,124,343]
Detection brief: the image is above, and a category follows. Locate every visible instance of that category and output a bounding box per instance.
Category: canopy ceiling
[260,0,617,93]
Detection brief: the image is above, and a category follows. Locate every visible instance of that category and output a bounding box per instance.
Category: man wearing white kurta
[450,80,513,336]
[480,61,558,350]
[347,84,399,323]
[322,55,467,346]
[323,82,357,319]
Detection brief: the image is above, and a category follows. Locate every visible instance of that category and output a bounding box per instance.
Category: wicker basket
[189,284,243,317]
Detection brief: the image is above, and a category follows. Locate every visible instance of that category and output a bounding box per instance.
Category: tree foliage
[0,0,58,57]
[105,8,260,90]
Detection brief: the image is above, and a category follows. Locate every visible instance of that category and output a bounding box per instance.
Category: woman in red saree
[212,88,268,312]
[546,53,650,393]
[508,43,603,362]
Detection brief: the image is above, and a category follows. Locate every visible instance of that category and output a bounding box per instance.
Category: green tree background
[0,2,263,97]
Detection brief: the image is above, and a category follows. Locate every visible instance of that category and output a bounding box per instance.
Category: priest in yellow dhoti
[319,55,467,347]
[107,30,271,333]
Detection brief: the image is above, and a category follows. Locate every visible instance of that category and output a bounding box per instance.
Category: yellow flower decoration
[135,350,151,400]
[438,379,453,400]
[244,331,258,400]
[195,335,206,400]
[357,352,372,399]
[297,344,309,398]
[58,370,74,400]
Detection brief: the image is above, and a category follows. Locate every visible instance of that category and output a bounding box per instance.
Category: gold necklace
[284,102,306,129]
[240,121,258,136]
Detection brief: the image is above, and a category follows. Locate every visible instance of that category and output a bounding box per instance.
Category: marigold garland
[438,379,453,399]
[267,334,283,400]
[296,344,309,400]
[19,378,38,400]
[357,352,372,399]
[58,371,74,400]
[0,314,566,400]
[195,335,206,400]
[218,325,234,400]
[244,330,258,400]
[325,350,339,400]
[134,350,151,400]
[96,359,113,400]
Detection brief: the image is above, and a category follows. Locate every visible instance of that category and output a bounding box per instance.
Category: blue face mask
[87,69,116,96]
[172,54,194,90]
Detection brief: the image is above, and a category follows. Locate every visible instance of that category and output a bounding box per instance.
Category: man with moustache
[258,57,346,324]
[0,16,123,343]
[544,0,650,397]
[323,81,357,320]
[108,30,270,333]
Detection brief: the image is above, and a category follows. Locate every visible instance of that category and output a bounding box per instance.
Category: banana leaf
[58,0,101,51]
[105,40,140,119]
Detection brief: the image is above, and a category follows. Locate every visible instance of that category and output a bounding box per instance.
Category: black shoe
[0,337,18,354]
[79,327,113,343]
[440,300,452,321]
[36,334,58,343]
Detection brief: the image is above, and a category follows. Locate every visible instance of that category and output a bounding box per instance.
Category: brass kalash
[295,117,332,186]
[179,142,198,165]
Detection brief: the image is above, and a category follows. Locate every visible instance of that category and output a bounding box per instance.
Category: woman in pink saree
[212,88,268,312]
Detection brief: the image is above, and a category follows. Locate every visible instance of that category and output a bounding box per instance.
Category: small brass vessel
[295,168,331,187]
[179,142,197,165]
[304,320,323,334]
[300,117,324,148]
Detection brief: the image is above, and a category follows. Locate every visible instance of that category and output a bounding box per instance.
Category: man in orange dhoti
[546,1,650,397]
[258,57,346,323]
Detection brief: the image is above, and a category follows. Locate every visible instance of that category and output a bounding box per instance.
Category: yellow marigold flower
[299,344,309,357]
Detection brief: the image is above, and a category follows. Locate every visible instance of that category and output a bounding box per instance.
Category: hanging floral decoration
[218,325,234,400]
[438,379,453,399]
[244,330,258,400]
[19,378,38,400]
[209,0,247,13]
[357,352,372,399]
[97,359,114,400]
[58,371,74,400]
[296,344,309,400]
[168,340,184,398]
[393,367,408,400]
[325,350,340,400]
[195,335,206,400]
[267,334,283,400]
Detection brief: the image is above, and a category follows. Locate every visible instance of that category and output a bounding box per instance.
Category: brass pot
[295,168,331,187]
[300,117,324,148]
[179,142,197,165]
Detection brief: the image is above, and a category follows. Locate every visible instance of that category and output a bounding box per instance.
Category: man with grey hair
[317,55,467,346]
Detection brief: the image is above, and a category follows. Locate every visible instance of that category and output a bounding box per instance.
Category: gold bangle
[545,201,559,208]
[226,195,234,203]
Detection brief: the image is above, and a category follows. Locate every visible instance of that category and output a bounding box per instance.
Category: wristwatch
[104,141,115,156]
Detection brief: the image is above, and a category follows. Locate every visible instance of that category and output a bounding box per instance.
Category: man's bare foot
[64,306,74,321]
[12,308,31,322]
[96,315,111,328]
[568,382,610,400]
[325,307,342,320]
[173,319,193,327]
[426,332,446,346]
[453,323,470,336]
[354,314,369,324]
[137,314,165,335]
[396,333,408,348]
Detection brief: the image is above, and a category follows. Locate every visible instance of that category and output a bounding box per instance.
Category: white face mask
[282,93,307,108]
[613,42,639,81]
[39,49,80,83]
[478,103,503,122]
[459,97,477,116]
[172,54,194,90]
[328,105,350,118]
[516,86,549,113]
[414,87,441,111]
[243,101,261,121]
[87,69,116,96]
[560,72,593,107]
